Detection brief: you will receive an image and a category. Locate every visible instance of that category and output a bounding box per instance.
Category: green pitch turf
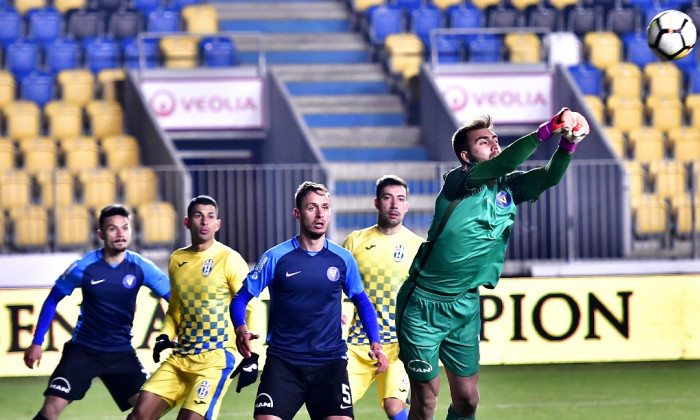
[2,361,699,419]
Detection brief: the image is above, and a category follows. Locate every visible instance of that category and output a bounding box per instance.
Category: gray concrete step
[213,1,348,20]
[273,63,386,82]
[291,94,404,114]
[311,126,421,148]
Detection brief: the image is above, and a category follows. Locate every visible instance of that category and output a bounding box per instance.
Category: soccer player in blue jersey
[128,195,254,420]
[231,181,389,420]
[344,175,423,420]
[23,204,171,420]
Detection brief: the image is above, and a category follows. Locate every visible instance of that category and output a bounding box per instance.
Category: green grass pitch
[2,361,699,419]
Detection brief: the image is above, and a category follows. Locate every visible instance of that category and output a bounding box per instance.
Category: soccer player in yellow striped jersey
[128,195,254,420]
[344,175,423,420]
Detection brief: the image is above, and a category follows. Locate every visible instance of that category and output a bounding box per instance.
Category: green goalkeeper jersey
[409,132,573,295]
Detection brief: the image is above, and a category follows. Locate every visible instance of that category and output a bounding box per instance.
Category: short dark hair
[187,195,218,218]
[375,174,408,200]
[98,204,130,230]
[452,114,494,164]
[295,181,330,210]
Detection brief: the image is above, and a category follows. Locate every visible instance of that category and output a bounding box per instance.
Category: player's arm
[153,260,180,362]
[139,255,171,301]
[23,286,67,369]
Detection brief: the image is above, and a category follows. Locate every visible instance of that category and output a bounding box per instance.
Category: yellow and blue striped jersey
[344,225,423,345]
[162,240,249,356]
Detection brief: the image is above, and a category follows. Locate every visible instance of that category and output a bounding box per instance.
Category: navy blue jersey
[243,236,365,365]
[54,249,170,352]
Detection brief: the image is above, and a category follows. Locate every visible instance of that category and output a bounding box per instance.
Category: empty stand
[123,37,159,68]
[44,100,83,140]
[583,94,605,124]
[606,5,640,38]
[7,41,40,82]
[86,100,123,138]
[487,5,520,29]
[85,37,120,74]
[668,127,700,162]
[504,32,540,63]
[0,169,32,210]
[646,95,683,133]
[604,126,625,158]
[624,31,657,69]
[58,69,95,106]
[55,204,92,249]
[147,8,181,32]
[0,71,16,109]
[118,166,157,206]
[9,205,48,249]
[182,4,218,33]
[46,39,81,75]
[15,0,47,14]
[0,8,22,48]
[137,201,177,247]
[384,33,424,79]
[78,167,117,210]
[567,4,599,37]
[36,168,74,207]
[0,138,14,170]
[21,137,58,173]
[20,72,54,107]
[27,7,63,48]
[199,36,235,67]
[54,0,87,13]
[368,6,403,49]
[527,5,559,31]
[649,160,688,200]
[67,8,104,42]
[583,31,621,70]
[567,63,602,95]
[5,101,41,140]
[627,126,666,162]
[102,134,140,167]
[108,9,144,41]
[545,32,581,67]
[159,36,199,68]
[685,94,700,127]
[605,62,642,99]
[606,95,644,134]
[633,194,669,238]
[97,68,126,101]
[62,136,100,173]
[644,62,682,98]
[673,197,700,236]
[410,6,443,48]
[467,34,503,62]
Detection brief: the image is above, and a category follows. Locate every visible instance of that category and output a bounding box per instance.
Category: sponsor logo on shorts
[407,360,433,374]
[255,393,274,408]
[197,381,210,399]
[194,400,206,405]
[48,377,71,394]
[202,259,214,277]
[340,404,352,409]
[122,274,136,289]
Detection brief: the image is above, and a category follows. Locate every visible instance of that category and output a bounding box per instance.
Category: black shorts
[44,341,148,411]
[254,355,353,420]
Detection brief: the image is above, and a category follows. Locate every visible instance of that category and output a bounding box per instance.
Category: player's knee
[383,397,406,417]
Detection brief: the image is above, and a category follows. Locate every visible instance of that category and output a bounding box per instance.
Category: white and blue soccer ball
[647,10,697,61]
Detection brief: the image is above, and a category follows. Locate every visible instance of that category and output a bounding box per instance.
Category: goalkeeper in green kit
[395,108,589,420]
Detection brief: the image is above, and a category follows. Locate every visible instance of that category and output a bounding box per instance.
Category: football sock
[32,412,49,420]
[446,404,475,420]
[389,408,409,420]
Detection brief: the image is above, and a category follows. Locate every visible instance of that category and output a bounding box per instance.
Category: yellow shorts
[142,348,235,420]
[346,342,409,406]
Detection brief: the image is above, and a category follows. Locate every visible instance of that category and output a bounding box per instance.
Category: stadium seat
[137,200,177,247]
[108,9,144,42]
[54,204,92,249]
[352,0,385,14]
[78,167,117,210]
[625,160,647,199]
[627,126,666,162]
[0,8,22,48]
[633,193,668,237]
[94,0,122,14]
[182,4,218,33]
[606,5,641,38]
[4,101,41,140]
[0,138,15,170]
[36,168,75,207]
[646,95,683,133]
[410,6,443,48]
[504,32,540,63]
[159,36,199,68]
[545,32,581,67]
[567,63,602,96]
[54,0,87,13]
[21,137,57,173]
[46,39,81,75]
[133,0,162,14]
[102,134,139,167]
[606,95,644,134]
[57,69,95,107]
[368,6,403,48]
[583,31,621,71]
[673,197,700,236]
[432,0,461,11]
[15,0,46,14]
[97,68,125,102]
[147,8,181,32]
[685,93,700,127]
[27,7,62,48]
[9,205,49,249]
[644,62,682,98]
[118,166,158,206]
[649,160,688,200]
[6,41,40,82]
[62,136,100,173]
[67,9,105,42]
[0,71,15,109]
[20,72,54,108]
[434,36,461,62]
[123,37,159,68]
[467,34,503,62]
[384,33,424,79]
[668,127,700,162]
[487,5,520,29]
[85,37,120,74]
[526,5,559,31]
[583,94,604,124]
[567,4,599,38]
[0,169,32,209]
[470,0,499,9]
[624,32,658,69]
[604,126,625,158]
[86,100,123,139]
[200,36,235,67]
[393,0,422,14]
[44,100,83,140]
[605,62,642,99]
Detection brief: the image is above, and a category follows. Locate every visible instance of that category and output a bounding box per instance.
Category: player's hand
[230,352,259,393]
[153,334,175,363]
[537,107,574,142]
[235,325,260,358]
[558,112,589,153]
[23,344,42,369]
[368,343,389,375]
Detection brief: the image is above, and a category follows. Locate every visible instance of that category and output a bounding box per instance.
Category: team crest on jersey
[196,380,211,399]
[202,259,214,277]
[496,191,512,208]
[393,244,405,262]
[122,274,136,289]
[327,266,340,282]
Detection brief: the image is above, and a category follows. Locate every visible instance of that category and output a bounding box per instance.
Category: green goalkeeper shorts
[396,281,481,381]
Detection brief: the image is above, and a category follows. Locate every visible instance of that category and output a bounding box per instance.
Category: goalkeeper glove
[230,352,259,393]
[537,107,574,142]
[152,334,175,363]
[558,112,589,153]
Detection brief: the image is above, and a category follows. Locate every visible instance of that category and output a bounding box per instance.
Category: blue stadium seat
[45,38,81,75]
[467,34,503,63]
[27,7,63,48]
[85,37,120,73]
[686,64,700,93]
[200,36,235,67]
[6,41,40,82]
[624,31,657,69]
[133,0,162,14]
[108,9,144,41]
[147,8,180,32]
[67,9,105,42]
[94,0,123,13]
[0,8,21,48]
[123,37,158,68]
[435,36,461,63]
[391,0,422,14]
[449,5,482,44]
[368,6,403,47]
[21,72,54,107]
[171,0,199,11]
[567,63,603,96]
[410,6,443,48]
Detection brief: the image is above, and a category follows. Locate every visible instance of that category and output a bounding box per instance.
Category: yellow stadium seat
[5,101,40,140]
[21,137,58,173]
[431,0,460,10]
[62,136,100,173]
[604,127,626,158]
[118,166,158,207]
[606,95,644,134]
[644,62,682,98]
[385,33,424,79]
[510,0,539,9]
[160,37,199,69]
[549,0,578,8]
[54,204,92,249]
[137,201,177,247]
[36,169,75,207]
[79,168,117,210]
[0,71,16,109]
[625,160,647,200]
[102,135,140,168]
[471,0,500,9]
[673,197,700,236]
[86,100,123,139]
[182,5,219,33]
[605,62,642,99]
[0,138,15,170]
[504,33,541,63]
[0,169,32,210]
[627,126,666,162]
[15,0,46,14]
[44,101,84,140]
[649,160,687,200]
[58,69,95,107]
[667,127,700,162]
[685,94,700,127]
[583,31,621,71]
[9,205,48,249]
[54,0,86,13]
[583,95,604,124]
[646,95,683,133]
[633,194,668,237]
[97,68,125,102]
